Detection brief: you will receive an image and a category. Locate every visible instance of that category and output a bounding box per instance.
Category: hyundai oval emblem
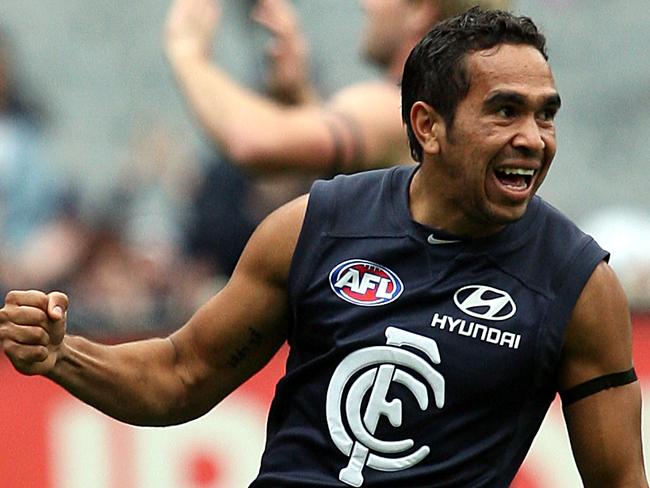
[453,285,516,321]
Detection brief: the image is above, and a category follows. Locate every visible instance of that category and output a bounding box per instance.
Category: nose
[512,115,546,155]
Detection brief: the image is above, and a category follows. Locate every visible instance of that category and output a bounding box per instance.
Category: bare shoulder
[329,79,401,108]
[326,80,411,169]
[558,260,634,390]
[328,80,402,125]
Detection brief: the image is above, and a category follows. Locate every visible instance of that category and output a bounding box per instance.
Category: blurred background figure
[0,28,82,293]
[164,0,511,176]
[165,0,512,275]
[168,0,319,276]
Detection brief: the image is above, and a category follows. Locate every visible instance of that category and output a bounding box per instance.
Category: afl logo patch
[329,259,403,306]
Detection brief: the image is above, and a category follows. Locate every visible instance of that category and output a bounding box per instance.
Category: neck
[408,163,506,239]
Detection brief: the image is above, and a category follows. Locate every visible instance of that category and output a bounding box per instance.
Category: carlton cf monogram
[330,259,403,306]
[453,285,516,321]
[326,327,445,487]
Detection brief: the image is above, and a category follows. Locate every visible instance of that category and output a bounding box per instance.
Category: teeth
[499,168,535,176]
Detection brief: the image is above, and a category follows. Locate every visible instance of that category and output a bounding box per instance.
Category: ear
[409,101,444,155]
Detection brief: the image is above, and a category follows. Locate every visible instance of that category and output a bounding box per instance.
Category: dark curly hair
[401,7,548,162]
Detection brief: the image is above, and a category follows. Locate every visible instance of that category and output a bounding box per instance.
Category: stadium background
[1,0,649,486]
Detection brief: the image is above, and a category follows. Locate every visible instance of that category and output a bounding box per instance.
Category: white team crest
[326,327,445,487]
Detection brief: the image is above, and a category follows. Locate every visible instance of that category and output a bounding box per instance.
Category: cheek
[542,125,557,149]
[544,139,557,160]
[539,144,557,178]
[440,144,482,183]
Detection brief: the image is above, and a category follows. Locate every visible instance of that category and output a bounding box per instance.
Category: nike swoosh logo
[427,234,462,245]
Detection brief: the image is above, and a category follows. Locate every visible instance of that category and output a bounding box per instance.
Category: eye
[497,106,516,118]
[537,108,558,122]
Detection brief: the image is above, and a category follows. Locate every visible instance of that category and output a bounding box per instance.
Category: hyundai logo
[453,285,516,321]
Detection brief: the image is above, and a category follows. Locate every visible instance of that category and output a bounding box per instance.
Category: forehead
[465,44,557,102]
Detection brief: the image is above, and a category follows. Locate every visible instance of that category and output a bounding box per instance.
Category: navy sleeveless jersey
[250,164,608,488]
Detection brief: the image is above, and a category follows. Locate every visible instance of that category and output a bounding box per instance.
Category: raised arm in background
[163,0,438,174]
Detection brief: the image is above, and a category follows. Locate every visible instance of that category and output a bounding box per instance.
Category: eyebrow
[484,90,562,110]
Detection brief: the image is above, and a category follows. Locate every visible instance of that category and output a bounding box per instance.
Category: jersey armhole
[287,179,334,307]
[534,237,610,391]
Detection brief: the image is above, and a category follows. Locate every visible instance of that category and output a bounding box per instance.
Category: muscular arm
[0,195,308,427]
[558,261,648,487]
[164,0,409,174]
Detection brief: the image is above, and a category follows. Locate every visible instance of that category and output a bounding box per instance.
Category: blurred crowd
[0,37,216,337]
[0,41,213,337]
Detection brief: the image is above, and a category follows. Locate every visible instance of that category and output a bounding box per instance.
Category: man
[164,0,511,174]
[1,8,647,487]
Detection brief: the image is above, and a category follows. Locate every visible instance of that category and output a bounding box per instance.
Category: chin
[492,204,529,225]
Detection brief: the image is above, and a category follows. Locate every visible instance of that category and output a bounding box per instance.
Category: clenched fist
[0,290,68,376]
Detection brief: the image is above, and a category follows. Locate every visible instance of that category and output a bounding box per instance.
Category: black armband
[325,116,346,176]
[325,112,365,177]
[560,368,638,407]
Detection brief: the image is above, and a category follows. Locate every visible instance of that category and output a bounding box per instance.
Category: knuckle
[36,309,49,325]
[36,327,50,345]
[12,344,46,364]
[30,290,49,307]
[32,346,49,362]
[18,325,42,345]
[4,341,24,363]
[14,308,47,326]
[5,290,19,304]
[14,346,29,363]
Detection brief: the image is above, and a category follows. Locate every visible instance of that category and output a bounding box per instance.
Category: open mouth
[494,167,536,191]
